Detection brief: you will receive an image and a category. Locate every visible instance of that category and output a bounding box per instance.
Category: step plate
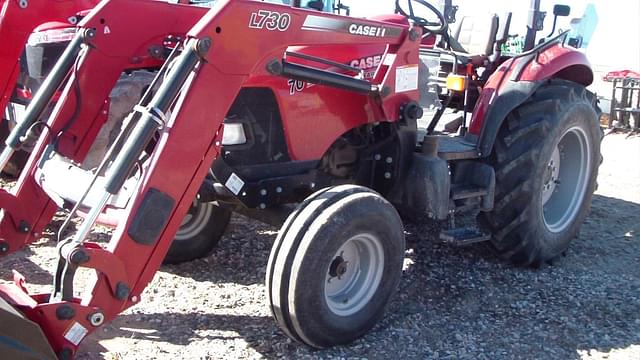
[440,228,491,246]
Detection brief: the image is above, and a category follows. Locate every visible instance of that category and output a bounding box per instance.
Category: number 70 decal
[249,10,292,31]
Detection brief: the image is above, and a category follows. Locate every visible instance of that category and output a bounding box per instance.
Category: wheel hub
[542,146,561,205]
[541,126,591,233]
[324,233,385,317]
[329,255,349,279]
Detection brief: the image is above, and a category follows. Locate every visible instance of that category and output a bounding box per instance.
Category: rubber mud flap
[0,296,56,359]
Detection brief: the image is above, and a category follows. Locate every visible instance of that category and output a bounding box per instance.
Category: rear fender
[468,44,593,157]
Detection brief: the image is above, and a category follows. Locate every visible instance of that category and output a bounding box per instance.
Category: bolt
[386,157,393,164]
[18,221,30,234]
[18,0,27,9]
[374,154,382,161]
[310,182,316,189]
[241,192,247,197]
[276,187,283,194]
[88,312,105,327]
[195,37,212,55]
[115,282,130,301]
[56,305,76,320]
[260,189,268,196]
[130,296,138,303]
[408,28,419,41]
[0,242,8,253]
[259,203,267,209]
[69,249,90,264]
[266,59,283,75]
[83,28,96,39]
[384,172,392,179]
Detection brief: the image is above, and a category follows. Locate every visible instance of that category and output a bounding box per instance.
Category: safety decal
[225,173,245,195]
[64,322,88,346]
[395,64,419,93]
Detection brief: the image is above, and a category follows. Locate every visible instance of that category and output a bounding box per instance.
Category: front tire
[266,185,405,348]
[480,79,602,266]
[163,199,231,264]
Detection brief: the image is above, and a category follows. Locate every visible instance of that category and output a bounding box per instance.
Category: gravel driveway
[1,133,639,359]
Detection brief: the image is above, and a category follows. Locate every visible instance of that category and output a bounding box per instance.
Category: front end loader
[0,0,602,357]
[0,0,101,175]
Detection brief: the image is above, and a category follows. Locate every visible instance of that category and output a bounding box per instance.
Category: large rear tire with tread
[266,185,405,348]
[480,79,602,266]
[163,199,231,265]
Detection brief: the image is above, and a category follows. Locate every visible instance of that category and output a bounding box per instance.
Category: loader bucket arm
[0,0,99,124]
[0,0,209,256]
[0,0,420,357]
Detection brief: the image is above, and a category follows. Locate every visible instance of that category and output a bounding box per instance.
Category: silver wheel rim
[324,233,385,317]
[175,200,213,241]
[542,126,591,233]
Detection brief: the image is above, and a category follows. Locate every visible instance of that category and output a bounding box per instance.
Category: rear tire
[266,185,405,348]
[163,199,231,264]
[480,79,602,266]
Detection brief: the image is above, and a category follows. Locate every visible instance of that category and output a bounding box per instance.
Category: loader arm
[0,0,208,256]
[0,0,421,357]
[0,0,99,123]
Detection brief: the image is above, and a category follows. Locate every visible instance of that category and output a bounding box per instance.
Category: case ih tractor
[0,0,601,358]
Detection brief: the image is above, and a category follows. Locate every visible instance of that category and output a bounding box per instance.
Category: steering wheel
[395,0,447,35]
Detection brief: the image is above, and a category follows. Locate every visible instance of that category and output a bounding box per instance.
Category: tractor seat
[449,13,499,65]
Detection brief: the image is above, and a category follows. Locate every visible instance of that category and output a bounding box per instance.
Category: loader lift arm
[0,0,99,129]
[0,0,421,357]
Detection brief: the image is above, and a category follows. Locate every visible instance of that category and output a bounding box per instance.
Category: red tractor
[0,0,601,358]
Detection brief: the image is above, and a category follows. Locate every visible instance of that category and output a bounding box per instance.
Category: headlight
[221,123,247,146]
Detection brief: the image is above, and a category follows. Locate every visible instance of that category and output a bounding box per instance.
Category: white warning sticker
[64,322,88,346]
[225,173,245,195]
[395,64,419,93]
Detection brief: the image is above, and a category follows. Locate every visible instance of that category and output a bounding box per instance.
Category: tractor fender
[469,44,594,157]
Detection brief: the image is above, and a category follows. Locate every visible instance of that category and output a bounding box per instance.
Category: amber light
[446,74,466,92]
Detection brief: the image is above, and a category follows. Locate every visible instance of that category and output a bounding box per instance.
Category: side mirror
[553,5,571,17]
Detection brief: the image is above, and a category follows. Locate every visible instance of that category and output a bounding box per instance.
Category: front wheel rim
[324,233,385,317]
[542,126,591,233]
[175,200,213,240]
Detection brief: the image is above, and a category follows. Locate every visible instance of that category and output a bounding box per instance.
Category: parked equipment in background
[604,71,640,132]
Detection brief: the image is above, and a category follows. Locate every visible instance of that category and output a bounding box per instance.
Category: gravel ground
[1,133,639,359]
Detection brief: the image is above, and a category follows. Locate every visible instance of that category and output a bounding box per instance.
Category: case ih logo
[301,15,402,38]
[350,55,383,70]
[348,24,387,37]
